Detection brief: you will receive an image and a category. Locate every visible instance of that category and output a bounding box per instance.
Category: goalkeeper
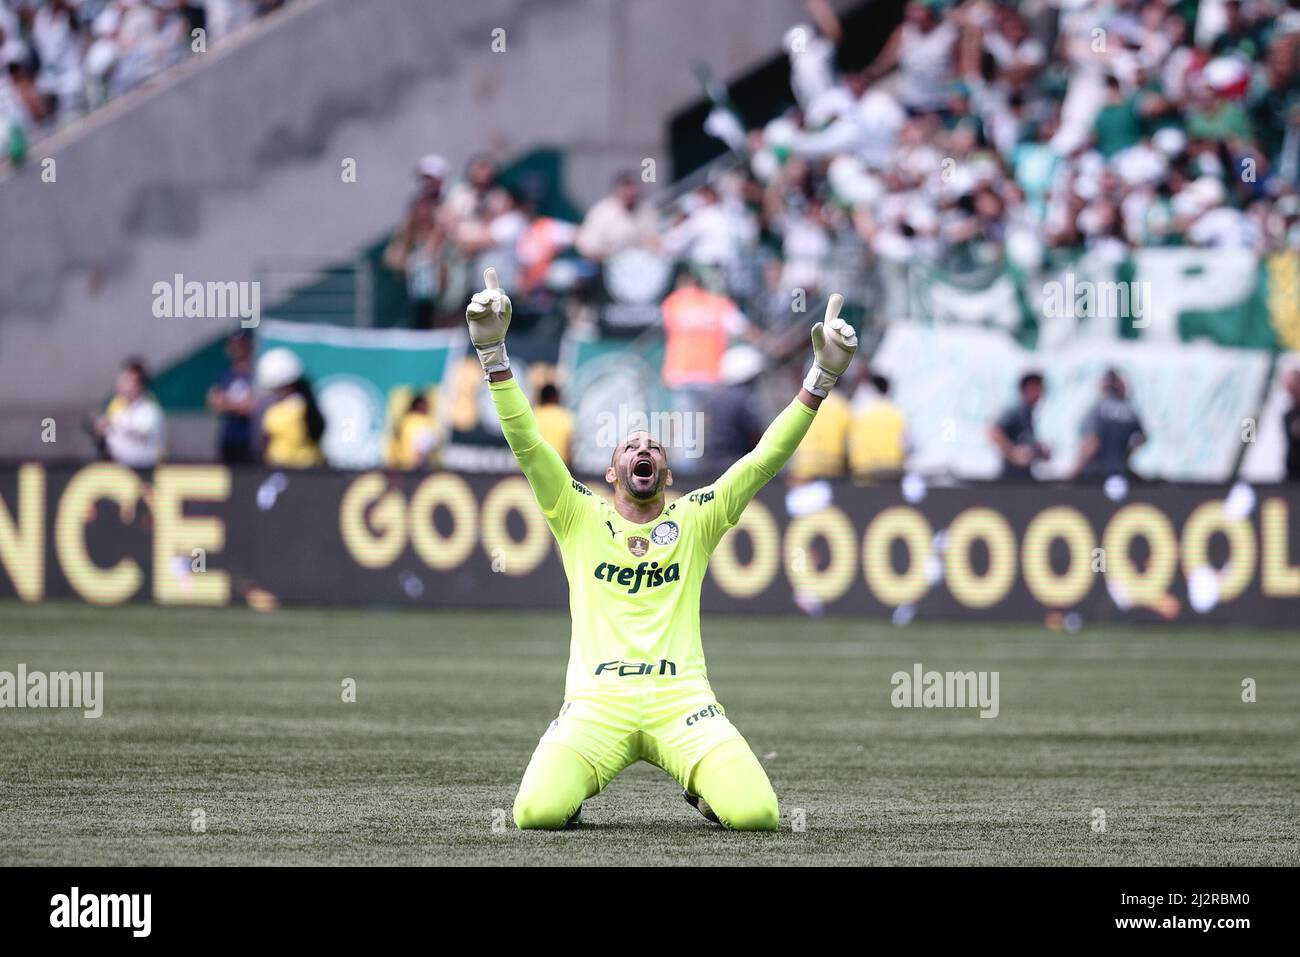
[467,268,857,830]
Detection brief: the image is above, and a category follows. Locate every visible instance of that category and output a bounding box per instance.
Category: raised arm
[713,397,818,527]
[488,375,572,514]
[467,268,574,519]
[704,295,858,543]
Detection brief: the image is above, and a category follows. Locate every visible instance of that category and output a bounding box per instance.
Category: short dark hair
[539,383,561,404]
[123,357,151,388]
[1019,371,1044,392]
[871,374,890,395]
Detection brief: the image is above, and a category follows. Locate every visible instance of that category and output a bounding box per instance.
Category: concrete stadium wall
[0,0,813,461]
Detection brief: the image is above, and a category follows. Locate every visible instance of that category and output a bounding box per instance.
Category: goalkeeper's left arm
[466,268,571,517]
[710,294,858,533]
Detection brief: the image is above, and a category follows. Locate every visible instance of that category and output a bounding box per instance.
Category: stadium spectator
[515,202,578,297]
[95,357,165,468]
[207,331,256,465]
[456,185,531,299]
[782,5,841,121]
[255,348,325,468]
[661,182,755,274]
[659,268,758,476]
[659,267,755,390]
[861,0,959,115]
[574,171,657,261]
[30,0,82,118]
[1093,74,1145,160]
[1211,1,1270,60]
[387,392,440,470]
[989,371,1050,481]
[384,153,451,328]
[2,57,50,156]
[848,372,907,481]
[1284,367,1300,481]
[533,383,574,466]
[1072,368,1147,480]
[442,154,499,222]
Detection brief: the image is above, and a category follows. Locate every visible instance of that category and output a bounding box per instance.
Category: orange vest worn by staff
[660,287,744,388]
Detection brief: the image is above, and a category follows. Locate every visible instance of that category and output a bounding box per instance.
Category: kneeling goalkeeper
[467,268,857,830]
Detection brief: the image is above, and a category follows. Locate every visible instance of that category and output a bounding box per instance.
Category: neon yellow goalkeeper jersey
[490,378,815,697]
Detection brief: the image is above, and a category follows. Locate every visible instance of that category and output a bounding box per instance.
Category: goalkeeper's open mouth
[629,454,658,493]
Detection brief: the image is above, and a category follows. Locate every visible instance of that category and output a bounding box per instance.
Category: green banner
[895,248,1299,352]
[257,321,464,469]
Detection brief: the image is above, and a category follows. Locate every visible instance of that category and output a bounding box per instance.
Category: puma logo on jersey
[593,560,680,594]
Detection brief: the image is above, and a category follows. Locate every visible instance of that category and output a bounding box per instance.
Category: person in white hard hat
[255,348,325,468]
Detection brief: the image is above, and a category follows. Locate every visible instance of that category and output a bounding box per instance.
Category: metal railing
[252,255,375,327]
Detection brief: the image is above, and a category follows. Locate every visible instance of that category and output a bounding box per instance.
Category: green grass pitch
[1,601,1298,866]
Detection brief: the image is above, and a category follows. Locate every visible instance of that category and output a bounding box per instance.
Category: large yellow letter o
[481,477,551,577]
[710,500,780,599]
[1022,506,1095,608]
[863,506,932,607]
[945,508,1017,609]
[409,473,477,570]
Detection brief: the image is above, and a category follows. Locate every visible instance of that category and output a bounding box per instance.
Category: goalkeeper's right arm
[489,377,572,516]
[467,268,572,515]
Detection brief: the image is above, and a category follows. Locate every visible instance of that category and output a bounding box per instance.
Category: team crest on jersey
[651,521,679,546]
[627,535,649,557]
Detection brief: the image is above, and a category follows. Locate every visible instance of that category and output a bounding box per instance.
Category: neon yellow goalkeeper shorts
[536,686,747,790]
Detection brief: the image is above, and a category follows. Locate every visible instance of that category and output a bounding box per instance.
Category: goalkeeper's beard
[620,459,664,502]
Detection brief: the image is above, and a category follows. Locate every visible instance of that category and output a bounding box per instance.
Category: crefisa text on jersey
[593,560,680,594]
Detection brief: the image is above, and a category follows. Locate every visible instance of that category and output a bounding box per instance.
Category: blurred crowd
[1,0,289,162]
[88,0,1300,482]
[381,0,1300,344]
[747,0,1300,282]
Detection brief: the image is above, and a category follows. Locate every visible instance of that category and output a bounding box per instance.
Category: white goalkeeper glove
[804,293,858,397]
[465,267,513,377]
